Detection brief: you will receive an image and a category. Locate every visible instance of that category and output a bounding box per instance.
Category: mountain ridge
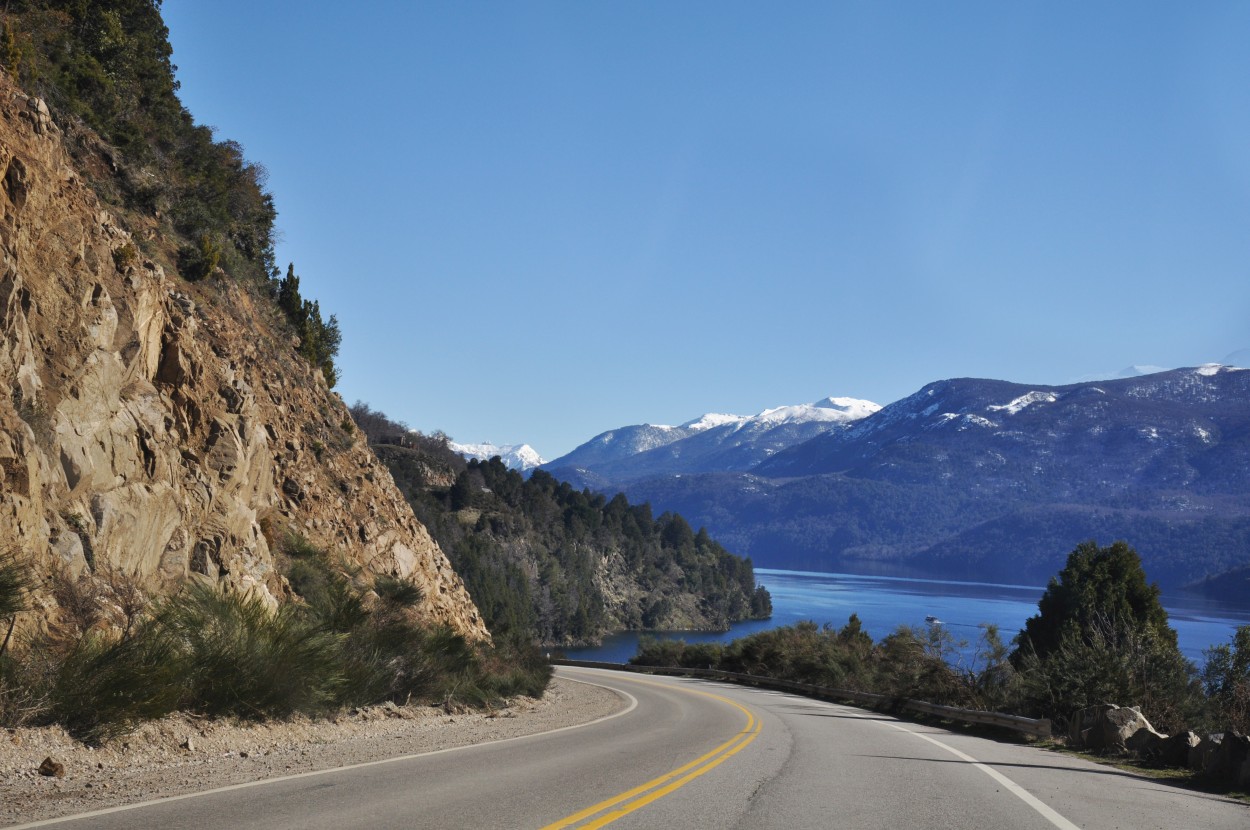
[543,367,1250,594]
[449,440,546,472]
[544,395,880,484]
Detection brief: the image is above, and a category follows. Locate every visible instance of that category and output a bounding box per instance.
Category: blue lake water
[563,568,1250,667]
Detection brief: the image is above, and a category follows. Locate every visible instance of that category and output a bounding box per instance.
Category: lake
[563,568,1250,666]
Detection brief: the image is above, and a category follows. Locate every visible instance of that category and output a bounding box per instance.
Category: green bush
[156,584,347,719]
[1014,612,1200,732]
[1202,626,1250,733]
[111,241,138,271]
[47,628,185,745]
[475,637,553,700]
[0,550,29,656]
[1,534,553,741]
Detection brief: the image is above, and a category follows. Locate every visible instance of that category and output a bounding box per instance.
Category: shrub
[375,575,423,608]
[1014,612,1200,732]
[156,584,346,719]
[0,550,29,657]
[2,532,552,740]
[1200,626,1250,734]
[475,637,553,700]
[178,234,222,281]
[111,241,137,271]
[47,628,185,745]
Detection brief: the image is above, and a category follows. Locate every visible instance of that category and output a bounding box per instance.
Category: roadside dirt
[0,676,623,826]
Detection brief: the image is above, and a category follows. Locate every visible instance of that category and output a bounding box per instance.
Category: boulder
[1125,726,1170,762]
[1209,731,1250,785]
[1157,731,1201,768]
[1191,734,1221,771]
[1083,705,1159,753]
[1068,703,1116,746]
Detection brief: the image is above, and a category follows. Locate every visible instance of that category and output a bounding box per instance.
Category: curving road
[11,666,1248,829]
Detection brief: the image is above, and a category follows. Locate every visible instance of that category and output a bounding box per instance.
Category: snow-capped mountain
[757,365,1250,488]
[449,441,546,472]
[545,396,880,484]
[616,366,1250,593]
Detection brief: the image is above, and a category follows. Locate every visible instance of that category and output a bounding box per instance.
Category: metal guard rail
[552,658,1051,738]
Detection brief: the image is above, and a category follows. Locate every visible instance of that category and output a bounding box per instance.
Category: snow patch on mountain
[450,441,546,472]
[755,396,881,426]
[682,413,747,431]
[987,391,1058,416]
[676,396,881,433]
[1195,363,1247,377]
[545,393,882,478]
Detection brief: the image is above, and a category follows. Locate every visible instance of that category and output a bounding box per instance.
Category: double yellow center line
[540,676,762,829]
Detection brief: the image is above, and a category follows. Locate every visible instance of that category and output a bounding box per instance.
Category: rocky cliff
[0,75,486,639]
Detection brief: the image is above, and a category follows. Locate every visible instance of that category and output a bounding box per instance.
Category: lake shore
[565,568,1250,665]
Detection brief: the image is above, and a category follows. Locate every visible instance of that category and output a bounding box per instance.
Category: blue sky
[162,2,1250,459]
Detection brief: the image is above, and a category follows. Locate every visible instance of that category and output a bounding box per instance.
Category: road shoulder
[2,677,624,826]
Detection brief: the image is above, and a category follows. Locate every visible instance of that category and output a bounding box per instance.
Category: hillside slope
[370,432,771,646]
[0,74,484,637]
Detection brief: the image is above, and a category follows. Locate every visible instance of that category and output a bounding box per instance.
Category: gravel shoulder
[1,676,624,827]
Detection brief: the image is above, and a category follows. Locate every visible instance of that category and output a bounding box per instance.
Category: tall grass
[156,584,348,719]
[0,550,29,659]
[47,629,186,744]
[0,539,553,744]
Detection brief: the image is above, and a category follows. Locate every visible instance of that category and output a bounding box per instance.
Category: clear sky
[161,2,1250,459]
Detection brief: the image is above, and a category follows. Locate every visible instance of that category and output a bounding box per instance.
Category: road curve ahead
[10,666,1248,829]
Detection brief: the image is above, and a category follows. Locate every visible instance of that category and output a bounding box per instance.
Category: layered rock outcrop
[0,76,485,639]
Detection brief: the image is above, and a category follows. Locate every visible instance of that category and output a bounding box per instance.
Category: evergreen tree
[1013,540,1174,663]
[1012,541,1197,729]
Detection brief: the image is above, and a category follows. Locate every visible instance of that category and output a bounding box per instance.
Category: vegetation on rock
[0,0,340,382]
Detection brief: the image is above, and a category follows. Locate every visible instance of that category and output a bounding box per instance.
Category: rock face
[0,76,485,639]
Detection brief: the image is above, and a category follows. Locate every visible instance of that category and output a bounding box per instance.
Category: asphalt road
[12,666,1248,829]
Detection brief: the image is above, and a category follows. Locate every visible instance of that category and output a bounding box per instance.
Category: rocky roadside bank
[1,677,623,826]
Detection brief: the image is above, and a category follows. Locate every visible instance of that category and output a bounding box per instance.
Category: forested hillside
[354,404,771,646]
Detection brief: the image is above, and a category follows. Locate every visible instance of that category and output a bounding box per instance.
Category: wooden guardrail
[551,659,1051,738]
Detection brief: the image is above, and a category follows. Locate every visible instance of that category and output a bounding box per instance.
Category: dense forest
[351,403,771,646]
[0,0,340,382]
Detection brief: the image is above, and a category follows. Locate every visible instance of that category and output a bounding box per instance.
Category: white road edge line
[883,721,1081,830]
[6,674,638,830]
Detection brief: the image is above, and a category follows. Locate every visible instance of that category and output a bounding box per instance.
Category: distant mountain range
[544,368,1250,596]
[547,397,880,485]
[449,441,546,472]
